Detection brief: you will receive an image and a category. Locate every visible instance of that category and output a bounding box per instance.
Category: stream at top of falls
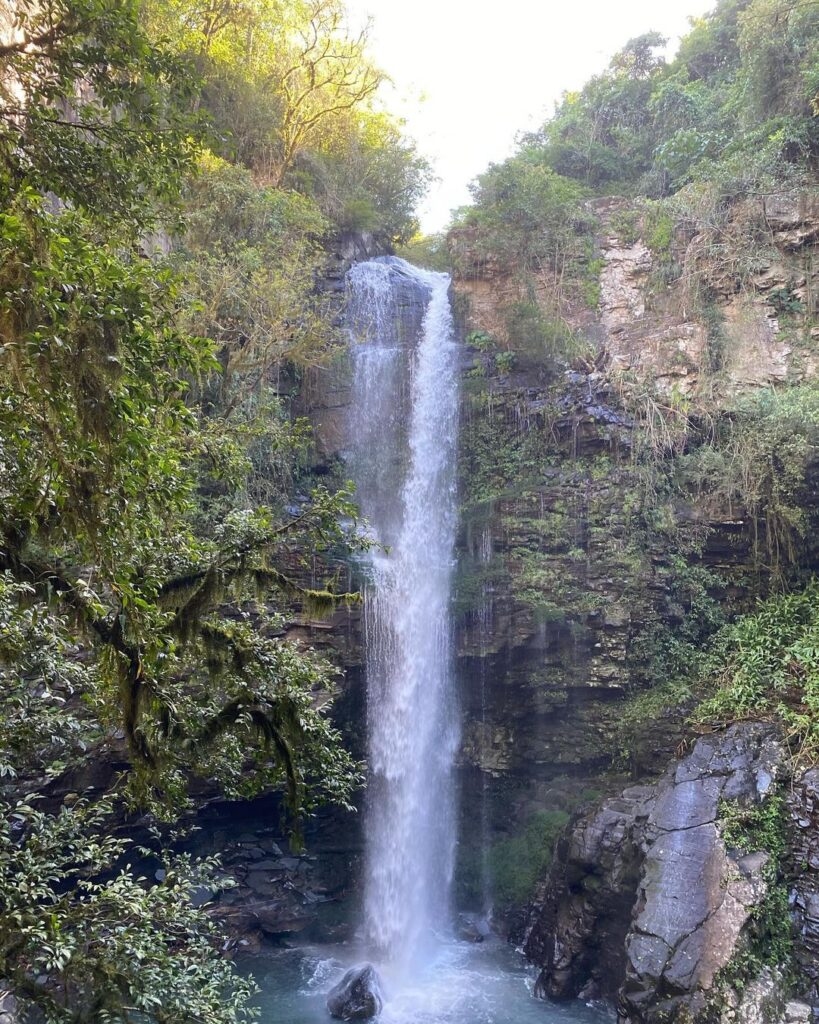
[249,257,612,1023]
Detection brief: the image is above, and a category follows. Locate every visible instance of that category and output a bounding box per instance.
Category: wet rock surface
[457,912,491,942]
[523,724,786,1022]
[172,795,363,949]
[785,768,819,1005]
[326,964,383,1021]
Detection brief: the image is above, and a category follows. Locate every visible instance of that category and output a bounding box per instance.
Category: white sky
[345,0,715,233]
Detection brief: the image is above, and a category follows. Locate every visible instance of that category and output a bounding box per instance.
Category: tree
[0,0,369,1018]
[0,0,198,226]
[298,108,431,242]
[262,0,384,186]
[0,189,362,815]
[0,794,259,1023]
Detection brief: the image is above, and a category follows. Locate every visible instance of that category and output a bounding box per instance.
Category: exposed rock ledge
[522,723,818,1023]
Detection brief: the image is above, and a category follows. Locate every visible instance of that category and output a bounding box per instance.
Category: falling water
[346,256,460,972]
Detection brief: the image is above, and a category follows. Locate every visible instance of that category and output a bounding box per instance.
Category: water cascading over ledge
[345,256,460,971]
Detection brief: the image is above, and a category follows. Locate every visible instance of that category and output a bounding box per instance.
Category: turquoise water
[246,938,613,1024]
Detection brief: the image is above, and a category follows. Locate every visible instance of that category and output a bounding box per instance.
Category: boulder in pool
[326,964,383,1021]
[457,912,490,943]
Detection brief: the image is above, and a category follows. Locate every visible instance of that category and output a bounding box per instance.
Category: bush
[695,580,819,761]
[488,810,570,907]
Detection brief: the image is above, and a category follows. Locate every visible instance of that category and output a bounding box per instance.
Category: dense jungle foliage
[456,0,819,254]
[0,0,429,1018]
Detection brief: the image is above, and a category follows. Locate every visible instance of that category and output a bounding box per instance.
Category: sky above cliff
[345,0,714,233]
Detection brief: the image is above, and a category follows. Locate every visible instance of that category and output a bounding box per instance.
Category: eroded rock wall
[521,725,819,1024]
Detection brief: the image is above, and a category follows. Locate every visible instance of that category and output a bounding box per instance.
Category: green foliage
[466,330,495,352]
[0,186,363,825]
[487,810,569,907]
[458,400,552,510]
[511,547,601,622]
[148,0,428,242]
[0,798,258,1023]
[451,123,600,370]
[174,154,338,417]
[695,581,819,762]
[609,208,642,246]
[0,0,199,228]
[460,0,819,223]
[504,300,589,370]
[0,576,98,782]
[301,111,431,243]
[678,384,819,570]
[455,151,592,273]
[618,557,725,766]
[395,233,451,272]
[0,193,209,575]
[644,204,675,259]
[716,794,793,983]
[494,350,516,375]
[720,794,787,862]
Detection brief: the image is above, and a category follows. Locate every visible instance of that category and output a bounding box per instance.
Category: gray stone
[457,913,490,943]
[190,884,214,909]
[245,871,277,896]
[0,990,18,1024]
[524,724,785,1022]
[786,768,819,1005]
[326,964,383,1021]
[649,778,721,831]
[785,1002,812,1024]
[717,967,786,1024]
[248,859,286,871]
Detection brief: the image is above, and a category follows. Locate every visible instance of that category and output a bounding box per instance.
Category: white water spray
[346,257,460,972]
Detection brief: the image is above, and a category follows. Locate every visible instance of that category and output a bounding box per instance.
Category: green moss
[452,557,510,618]
[715,794,793,988]
[488,810,570,907]
[510,547,601,620]
[458,397,553,509]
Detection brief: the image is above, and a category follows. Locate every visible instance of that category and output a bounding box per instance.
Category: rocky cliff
[447,193,819,1018]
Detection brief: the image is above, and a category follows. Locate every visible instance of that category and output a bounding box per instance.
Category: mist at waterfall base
[248,259,611,1023]
[250,942,610,1024]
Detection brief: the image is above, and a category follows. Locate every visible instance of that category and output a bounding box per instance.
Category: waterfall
[346,256,460,971]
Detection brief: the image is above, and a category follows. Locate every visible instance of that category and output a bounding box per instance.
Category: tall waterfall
[346,256,460,970]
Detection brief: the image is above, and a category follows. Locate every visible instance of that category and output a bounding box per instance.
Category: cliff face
[523,725,785,1019]
[447,194,819,1017]
[449,192,819,795]
[597,195,819,393]
[453,192,819,395]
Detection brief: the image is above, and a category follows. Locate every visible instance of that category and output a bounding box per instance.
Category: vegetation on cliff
[449,0,819,940]
[451,0,819,388]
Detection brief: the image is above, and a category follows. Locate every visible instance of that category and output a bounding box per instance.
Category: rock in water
[457,912,490,943]
[326,964,383,1021]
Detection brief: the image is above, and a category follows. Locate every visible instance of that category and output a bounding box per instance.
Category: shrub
[695,580,819,762]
